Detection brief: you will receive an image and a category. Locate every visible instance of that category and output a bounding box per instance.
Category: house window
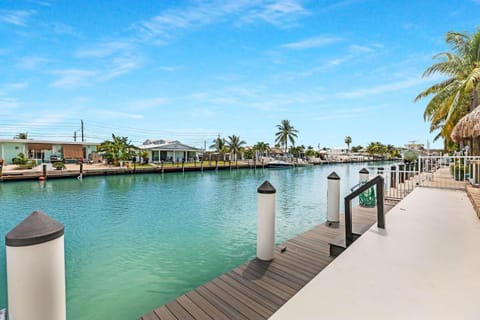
[152,151,159,162]
[31,151,44,160]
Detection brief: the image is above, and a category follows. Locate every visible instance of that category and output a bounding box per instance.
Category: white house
[139,139,202,163]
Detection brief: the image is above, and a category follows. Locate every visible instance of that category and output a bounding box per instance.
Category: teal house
[0,139,99,164]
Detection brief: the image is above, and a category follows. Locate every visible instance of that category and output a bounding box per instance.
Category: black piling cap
[6,211,64,247]
[359,168,369,174]
[258,180,276,194]
[327,172,340,180]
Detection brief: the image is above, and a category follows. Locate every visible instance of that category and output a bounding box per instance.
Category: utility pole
[81,120,84,142]
[73,131,77,142]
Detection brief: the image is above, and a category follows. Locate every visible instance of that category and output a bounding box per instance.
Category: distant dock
[0,158,392,182]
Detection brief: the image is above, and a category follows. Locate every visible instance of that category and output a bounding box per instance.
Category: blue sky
[0,0,479,150]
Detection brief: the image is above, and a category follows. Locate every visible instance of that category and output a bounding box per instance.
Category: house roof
[139,139,202,152]
[0,139,99,146]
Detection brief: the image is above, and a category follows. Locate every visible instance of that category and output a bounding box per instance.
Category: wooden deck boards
[140,204,395,320]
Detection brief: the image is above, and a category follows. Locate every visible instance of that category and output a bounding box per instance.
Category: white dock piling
[257,180,276,261]
[5,211,66,320]
[326,172,340,227]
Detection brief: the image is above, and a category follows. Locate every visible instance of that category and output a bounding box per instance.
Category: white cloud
[240,0,309,27]
[27,0,52,7]
[135,0,308,42]
[335,78,431,99]
[312,106,372,121]
[0,82,28,95]
[0,97,20,110]
[50,69,97,88]
[282,36,342,49]
[51,23,78,37]
[0,10,35,27]
[157,65,183,72]
[320,0,362,12]
[76,41,133,58]
[186,85,326,112]
[51,55,140,88]
[348,44,374,54]
[99,56,141,81]
[94,110,144,120]
[16,56,49,70]
[127,98,168,110]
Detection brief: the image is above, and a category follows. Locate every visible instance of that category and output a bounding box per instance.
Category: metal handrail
[344,175,385,246]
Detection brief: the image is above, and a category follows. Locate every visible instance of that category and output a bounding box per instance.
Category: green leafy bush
[16,160,36,170]
[12,153,28,165]
[53,162,66,170]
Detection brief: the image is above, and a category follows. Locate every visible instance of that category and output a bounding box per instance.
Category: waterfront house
[139,139,203,163]
[0,139,99,164]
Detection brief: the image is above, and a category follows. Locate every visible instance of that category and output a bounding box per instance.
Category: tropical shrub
[53,162,66,170]
[12,153,28,165]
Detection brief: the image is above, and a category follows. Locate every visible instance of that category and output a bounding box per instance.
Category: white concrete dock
[270,187,480,320]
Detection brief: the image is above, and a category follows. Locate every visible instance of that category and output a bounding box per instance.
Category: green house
[0,139,99,165]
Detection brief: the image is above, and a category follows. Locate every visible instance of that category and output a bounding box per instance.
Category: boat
[265,160,294,169]
[293,159,313,167]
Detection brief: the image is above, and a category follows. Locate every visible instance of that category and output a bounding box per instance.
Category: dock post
[326,172,340,227]
[390,165,397,188]
[359,168,376,207]
[359,168,369,184]
[42,163,47,178]
[257,180,276,261]
[399,164,405,183]
[5,211,66,320]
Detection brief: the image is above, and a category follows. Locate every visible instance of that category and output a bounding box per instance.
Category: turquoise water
[0,163,380,319]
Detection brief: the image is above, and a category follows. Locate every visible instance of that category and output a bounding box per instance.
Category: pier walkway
[140,203,396,320]
[141,168,479,320]
[270,187,480,320]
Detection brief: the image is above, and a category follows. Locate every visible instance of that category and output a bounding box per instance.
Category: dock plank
[177,295,214,320]
[152,306,176,320]
[185,291,229,320]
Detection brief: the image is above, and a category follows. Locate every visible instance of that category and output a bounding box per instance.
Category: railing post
[399,164,405,183]
[344,196,353,246]
[5,211,66,320]
[257,180,276,261]
[390,165,397,188]
[326,172,340,227]
[376,177,385,228]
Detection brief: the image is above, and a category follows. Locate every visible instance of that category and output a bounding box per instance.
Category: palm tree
[344,136,352,153]
[253,141,270,159]
[98,134,138,165]
[226,135,246,166]
[139,150,149,164]
[210,135,227,161]
[275,120,299,154]
[366,141,387,158]
[14,132,28,139]
[415,28,480,150]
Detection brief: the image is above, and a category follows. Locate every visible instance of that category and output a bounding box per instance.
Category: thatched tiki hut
[451,105,480,155]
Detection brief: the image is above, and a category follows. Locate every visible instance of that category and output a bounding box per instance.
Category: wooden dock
[140,203,396,320]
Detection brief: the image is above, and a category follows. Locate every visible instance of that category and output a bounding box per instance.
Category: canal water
[0,162,386,319]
